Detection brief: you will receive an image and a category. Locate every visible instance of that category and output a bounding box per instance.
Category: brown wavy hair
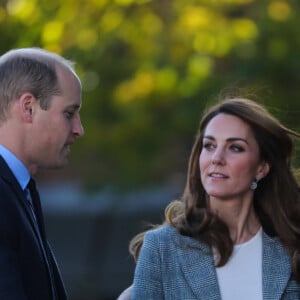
[130,98,300,281]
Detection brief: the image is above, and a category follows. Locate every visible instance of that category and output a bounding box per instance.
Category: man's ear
[19,93,36,122]
[256,161,271,181]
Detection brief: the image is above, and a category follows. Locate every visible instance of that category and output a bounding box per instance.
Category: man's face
[28,67,84,172]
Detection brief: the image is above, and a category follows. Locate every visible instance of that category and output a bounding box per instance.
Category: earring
[250,180,258,190]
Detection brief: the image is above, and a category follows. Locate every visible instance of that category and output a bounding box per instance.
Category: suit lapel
[262,232,291,300]
[176,234,221,300]
[0,157,44,244]
[0,156,59,299]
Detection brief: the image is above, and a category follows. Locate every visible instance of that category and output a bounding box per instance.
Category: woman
[130,98,300,299]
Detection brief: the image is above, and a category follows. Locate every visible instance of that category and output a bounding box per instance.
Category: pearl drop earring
[250,180,258,190]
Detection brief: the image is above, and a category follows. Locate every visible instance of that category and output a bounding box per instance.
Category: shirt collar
[0,145,30,190]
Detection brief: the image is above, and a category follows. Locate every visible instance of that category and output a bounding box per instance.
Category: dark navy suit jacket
[0,156,67,300]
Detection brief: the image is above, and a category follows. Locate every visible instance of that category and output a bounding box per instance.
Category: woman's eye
[203,143,214,150]
[230,145,244,152]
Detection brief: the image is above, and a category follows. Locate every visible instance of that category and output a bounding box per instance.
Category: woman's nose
[212,148,225,164]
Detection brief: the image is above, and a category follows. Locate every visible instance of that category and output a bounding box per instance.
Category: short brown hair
[0,47,76,121]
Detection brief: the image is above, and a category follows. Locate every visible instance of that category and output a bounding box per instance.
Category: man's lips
[65,140,74,147]
[64,141,74,153]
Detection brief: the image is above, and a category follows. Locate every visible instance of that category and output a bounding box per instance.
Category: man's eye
[65,111,74,119]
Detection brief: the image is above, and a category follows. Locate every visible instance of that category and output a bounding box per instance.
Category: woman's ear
[19,93,36,122]
[256,161,271,181]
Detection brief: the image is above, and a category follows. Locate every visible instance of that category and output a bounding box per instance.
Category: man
[0,48,84,299]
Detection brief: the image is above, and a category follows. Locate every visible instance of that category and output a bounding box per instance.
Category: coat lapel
[262,232,291,300]
[176,234,221,300]
[175,230,293,300]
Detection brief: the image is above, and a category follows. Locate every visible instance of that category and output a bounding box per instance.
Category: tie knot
[27,178,37,192]
[26,178,40,205]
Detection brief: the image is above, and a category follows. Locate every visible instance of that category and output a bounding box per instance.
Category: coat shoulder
[144,224,208,252]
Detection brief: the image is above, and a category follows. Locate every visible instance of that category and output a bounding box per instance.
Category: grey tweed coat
[131,225,300,300]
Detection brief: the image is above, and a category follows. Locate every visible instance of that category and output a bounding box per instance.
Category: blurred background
[1,0,300,299]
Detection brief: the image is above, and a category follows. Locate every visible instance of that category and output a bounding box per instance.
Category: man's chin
[55,159,69,169]
[40,159,69,170]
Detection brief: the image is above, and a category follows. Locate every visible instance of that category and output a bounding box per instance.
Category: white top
[216,227,263,300]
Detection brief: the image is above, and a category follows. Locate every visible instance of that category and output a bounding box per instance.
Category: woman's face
[199,113,269,201]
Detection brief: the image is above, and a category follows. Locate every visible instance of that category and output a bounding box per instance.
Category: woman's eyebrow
[203,135,248,144]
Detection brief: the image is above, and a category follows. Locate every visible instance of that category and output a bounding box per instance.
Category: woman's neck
[209,196,261,244]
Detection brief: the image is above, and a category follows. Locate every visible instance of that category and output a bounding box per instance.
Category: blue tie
[25,181,37,222]
[26,178,58,300]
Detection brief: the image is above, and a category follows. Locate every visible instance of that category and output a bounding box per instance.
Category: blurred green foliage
[1,0,300,190]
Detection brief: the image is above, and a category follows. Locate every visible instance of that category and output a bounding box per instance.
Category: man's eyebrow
[66,104,81,110]
[203,135,248,144]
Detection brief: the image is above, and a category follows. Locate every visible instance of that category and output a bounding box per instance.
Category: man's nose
[73,116,84,137]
